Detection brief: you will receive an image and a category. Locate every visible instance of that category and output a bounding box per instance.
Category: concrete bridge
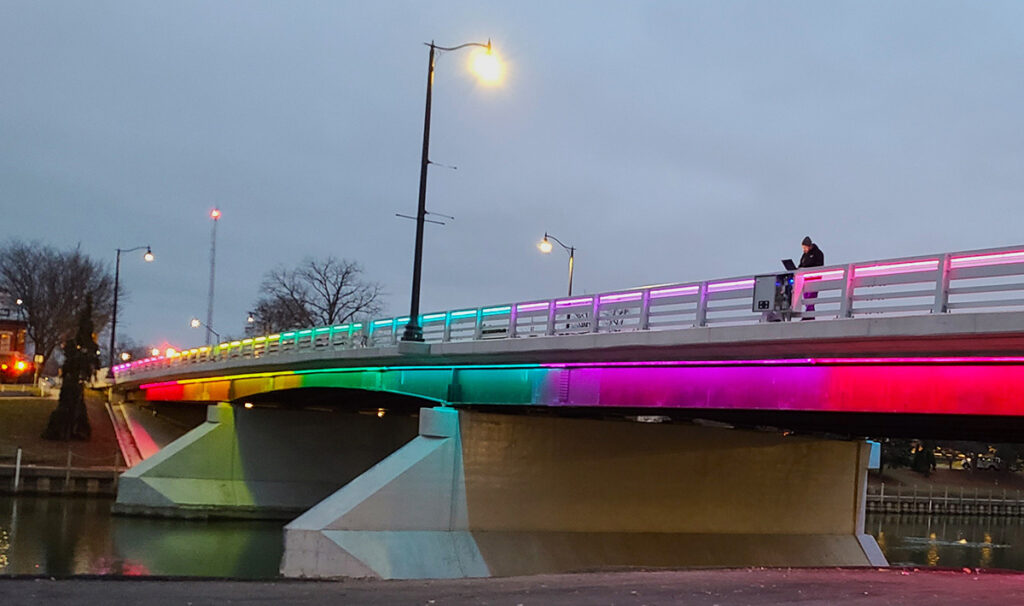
[109,244,1024,579]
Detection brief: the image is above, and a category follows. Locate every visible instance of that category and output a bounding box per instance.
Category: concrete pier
[282,407,885,579]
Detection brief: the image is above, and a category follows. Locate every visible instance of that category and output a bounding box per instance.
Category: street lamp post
[401,39,501,343]
[190,317,221,341]
[108,245,154,375]
[538,233,576,296]
[206,209,221,346]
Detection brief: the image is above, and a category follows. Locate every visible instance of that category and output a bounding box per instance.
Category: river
[4,496,1024,577]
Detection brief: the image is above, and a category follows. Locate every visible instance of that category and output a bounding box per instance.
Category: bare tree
[251,257,383,332]
[0,241,114,367]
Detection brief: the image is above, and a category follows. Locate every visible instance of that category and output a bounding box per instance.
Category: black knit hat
[801,236,813,246]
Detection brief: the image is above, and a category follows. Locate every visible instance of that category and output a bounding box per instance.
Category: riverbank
[0,393,123,495]
[1,568,1023,605]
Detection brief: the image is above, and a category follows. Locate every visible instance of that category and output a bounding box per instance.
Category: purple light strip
[854,259,938,277]
[650,285,699,299]
[707,279,755,293]
[555,297,594,308]
[599,292,643,304]
[542,355,1024,369]
[951,250,1024,269]
[517,302,550,312]
[801,269,846,281]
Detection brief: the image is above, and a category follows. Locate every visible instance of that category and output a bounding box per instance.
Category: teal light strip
[451,309,477,318]
[423,313,447,322]
[482,306,511,315]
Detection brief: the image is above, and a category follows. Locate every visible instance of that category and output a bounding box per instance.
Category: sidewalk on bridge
[1,568,1023,605]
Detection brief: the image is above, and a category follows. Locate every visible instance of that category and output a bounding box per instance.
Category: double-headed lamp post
[108,245,154,375]
[538,233,575,296]
[401,39,503,343]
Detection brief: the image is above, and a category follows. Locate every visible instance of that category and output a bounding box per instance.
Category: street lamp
[205,208,221,346]
[108,245,154,375]
[190,317,221,340]
[538,233,576,296]
[401,39,502,343]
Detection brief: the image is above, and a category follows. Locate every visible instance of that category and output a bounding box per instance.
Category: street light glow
[120,352,131,361]
[210,208,221,220]
[470,48,502,84]
[150,348,160,357]
[538,238,553,253]
[190,318,201,329]
[143,247,154,262]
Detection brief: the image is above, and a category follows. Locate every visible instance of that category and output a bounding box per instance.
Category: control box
[752,273,794,313]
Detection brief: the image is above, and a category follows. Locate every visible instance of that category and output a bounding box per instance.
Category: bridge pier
[114,403,419,518]
[281,407,885,579]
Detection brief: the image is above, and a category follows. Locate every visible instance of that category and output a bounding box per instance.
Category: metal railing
[114,243,1024,378]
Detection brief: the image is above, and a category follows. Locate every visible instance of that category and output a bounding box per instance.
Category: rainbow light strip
[137,355,1024,418]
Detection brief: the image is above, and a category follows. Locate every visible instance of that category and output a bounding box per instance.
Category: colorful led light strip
[854,259,938,277]
[650,285,699,299]
[517,302,550,312]
[600,292,643,304]
[482,306,512,315]
[951,250,1024,269]
[422,313,447,322]
[450,309,478,319]
[801,269,846,281]
[707,279,754,292]
[555,297,594,308]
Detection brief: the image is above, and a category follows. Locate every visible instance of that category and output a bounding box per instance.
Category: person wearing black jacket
[798,236,824,318]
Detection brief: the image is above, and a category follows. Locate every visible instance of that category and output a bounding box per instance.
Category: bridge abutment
[113,403,419,518]
[281,407,885,579]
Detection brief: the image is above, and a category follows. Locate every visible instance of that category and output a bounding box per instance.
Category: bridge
[108,243,1024,580]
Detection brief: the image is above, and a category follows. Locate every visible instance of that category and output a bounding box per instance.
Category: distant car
[973,455,1002,471]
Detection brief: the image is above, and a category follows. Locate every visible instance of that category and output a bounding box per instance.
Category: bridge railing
[113,244,1024,378]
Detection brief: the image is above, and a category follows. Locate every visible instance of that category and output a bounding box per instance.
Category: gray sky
[2,1,1023,350]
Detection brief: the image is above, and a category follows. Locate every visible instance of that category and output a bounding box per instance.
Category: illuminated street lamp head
[470,41,502,85]
[210,208,221,221]
[246,312,255,324]
[538,236,553,254]
[120,352,131,362]
[150,348,160,357]
[143,246,154,262]
[190,317,202,329]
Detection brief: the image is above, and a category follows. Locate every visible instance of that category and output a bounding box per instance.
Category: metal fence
[867,482,1024,516]
[114,243,1024,378]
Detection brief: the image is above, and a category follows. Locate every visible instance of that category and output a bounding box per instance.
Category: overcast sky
[2,1,1023,350]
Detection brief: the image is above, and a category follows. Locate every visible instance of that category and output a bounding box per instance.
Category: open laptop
[782,259,797,271]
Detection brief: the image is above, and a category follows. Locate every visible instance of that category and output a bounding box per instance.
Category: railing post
[591,298,601,333]
[932,253,951,313]
[442,312,453,342]
[639,289,652,330]
[839,263,856,318]
[546,301,557,336]
[695,282,709,327]
[473,309,484,340]
[508,304,518,338]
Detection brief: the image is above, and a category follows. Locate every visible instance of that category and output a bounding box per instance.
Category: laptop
[782,259,797,271]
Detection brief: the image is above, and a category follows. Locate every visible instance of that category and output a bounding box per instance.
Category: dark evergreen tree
[42,296,99,441]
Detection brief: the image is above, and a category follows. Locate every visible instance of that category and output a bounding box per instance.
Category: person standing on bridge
[798,236,824,318]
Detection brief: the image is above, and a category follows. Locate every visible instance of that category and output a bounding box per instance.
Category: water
[867,512,1024,570]
[5,495,1024,577]
[0,496,284,578]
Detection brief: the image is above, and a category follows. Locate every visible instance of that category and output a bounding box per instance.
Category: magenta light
[599,292,643,304]
[707,279,754,293]
[854,259,938,277]
[951,250,1024,269]
[801,269,846,281]
[555,297,594,308]
[650,285,699,299]
[517,302,550,313]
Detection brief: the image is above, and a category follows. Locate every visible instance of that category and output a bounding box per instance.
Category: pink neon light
[542,355,1024,369]
[517,302,550,312]
[801,269,845,281]
[599,292,643,304]
[854,259,938,277]
[555,297,594,308]
[650,285,699,299]
[951,250,1024,269]
[707,279,754,293]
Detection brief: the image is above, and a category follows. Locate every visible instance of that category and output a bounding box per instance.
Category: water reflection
[868,513,1024,570]
[0,496,284,578]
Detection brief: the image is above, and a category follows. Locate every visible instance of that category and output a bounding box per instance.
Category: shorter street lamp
[190,317,221,340]
[538,233,576,296]
[108,245,154,376]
